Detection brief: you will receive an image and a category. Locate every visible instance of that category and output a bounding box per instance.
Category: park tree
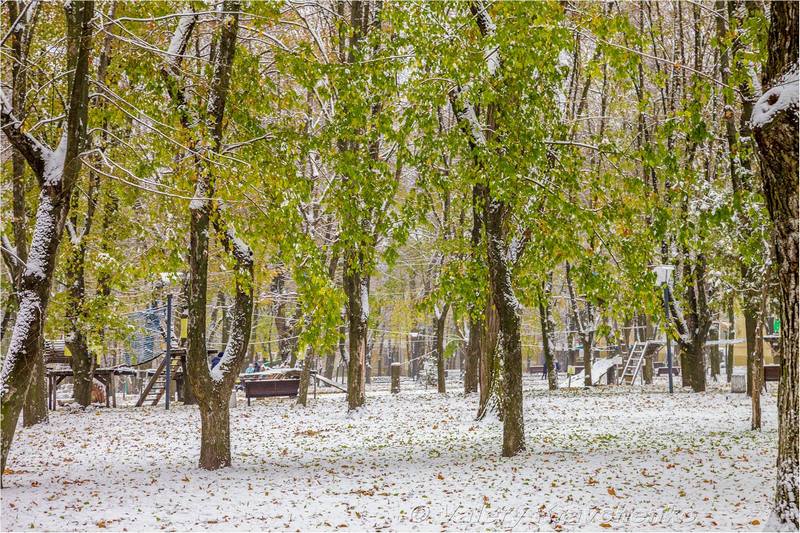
[0,0,94,476]
[751,1,798,527]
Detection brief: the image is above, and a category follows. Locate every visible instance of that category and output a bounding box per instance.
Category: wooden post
[391,362,401,394]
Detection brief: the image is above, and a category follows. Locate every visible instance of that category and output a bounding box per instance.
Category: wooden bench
[763,365,781,382]
[528,365,544,375]
[657,366,680,376]
[243,379,300,405]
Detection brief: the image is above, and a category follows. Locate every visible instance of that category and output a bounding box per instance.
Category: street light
[654,265,675,393]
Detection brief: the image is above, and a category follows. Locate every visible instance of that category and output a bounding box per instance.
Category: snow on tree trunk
[752,2,798,527]
[485,195,525,457]
[0,0,93,479]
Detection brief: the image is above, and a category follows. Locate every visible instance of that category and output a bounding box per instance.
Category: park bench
[528,365,544,375]
[243,378,300,405]
[656,366,680,376]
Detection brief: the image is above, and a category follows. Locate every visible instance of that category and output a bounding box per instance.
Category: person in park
[210,351,223,370]
[253,361,261,373]
[245,364,254,375]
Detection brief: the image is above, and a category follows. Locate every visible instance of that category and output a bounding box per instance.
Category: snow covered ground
[1,380,779,531]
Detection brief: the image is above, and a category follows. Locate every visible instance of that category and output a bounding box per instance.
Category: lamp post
[654,265,675,393]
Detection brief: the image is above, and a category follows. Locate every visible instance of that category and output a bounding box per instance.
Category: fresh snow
[0,290,41,394]
[24,192,58,281]
[751,65,799,128]
[1,382,779,531]
[560,356,621,388]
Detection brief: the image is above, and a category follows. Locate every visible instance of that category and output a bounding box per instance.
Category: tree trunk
[297,352,312,407]
[726,302,735,383]
[477,298,499,419]
[752,2,798,525]
[199,400,231,470]
[752,305,764,431]
[343,262,368,410]
[182,0,251,472]
[324,352,336,380]
[485,195,525,457]
[464,183,484,394]
[22,334,48,427]
[464,314,481,393]
[538,279,557,391]
[434,304,449,394]
[0,0,93,478]
[745,306,757,396]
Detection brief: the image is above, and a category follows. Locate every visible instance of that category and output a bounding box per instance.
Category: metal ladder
[620,342,648,384]
[620,324,663,385]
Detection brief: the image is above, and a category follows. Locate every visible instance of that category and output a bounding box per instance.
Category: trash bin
[731,373,746,393]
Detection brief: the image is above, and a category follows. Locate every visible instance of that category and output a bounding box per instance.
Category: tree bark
[484,193,525,457]
[343,262,368,410]
[464,184,484,394]
[183,1,252,471]
[199,399,231,469]
[538,278,558,391]
[434,304,449,394]
[477,297,499,419]
[22,333,47,427]
[0,0,93,478]
[464,315,481,394]
[297,351,312,407]
[752,2,798,526]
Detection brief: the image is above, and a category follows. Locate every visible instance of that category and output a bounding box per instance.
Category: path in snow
[1,383,778,531]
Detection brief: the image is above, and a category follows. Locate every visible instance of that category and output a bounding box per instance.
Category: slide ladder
[620,325,664,385]
[620,342,648,384]
[136,353,182,407]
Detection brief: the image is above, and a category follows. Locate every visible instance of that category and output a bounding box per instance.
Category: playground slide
[560,356,622,388]
[313,373,347,392]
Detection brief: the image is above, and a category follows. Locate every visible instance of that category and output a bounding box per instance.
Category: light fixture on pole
[653,265,675,393]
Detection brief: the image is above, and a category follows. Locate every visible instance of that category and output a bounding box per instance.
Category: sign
[774,318,781,334]
[567,366,575,376]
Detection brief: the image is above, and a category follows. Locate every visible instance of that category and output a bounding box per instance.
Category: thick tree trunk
[485,195,525,457]
[343,264,368,410]
[434,304,449,394]
[752,3,798,525]
[22,334,47,427]
[199,400,231,469]
[297,352,312,407]
[68,333,93,406]
[324,352,336,380]
[0,0,93,478]
[464,315,481,394]
[183,1,251,472]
